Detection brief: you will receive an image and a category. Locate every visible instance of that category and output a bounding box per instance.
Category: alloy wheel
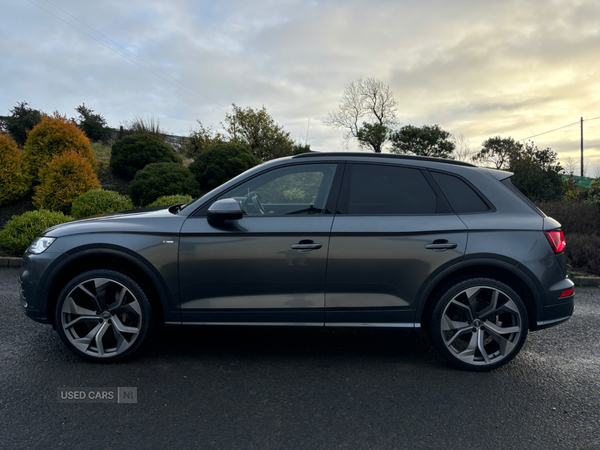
[440,285,523,367]
[60,277,143,358]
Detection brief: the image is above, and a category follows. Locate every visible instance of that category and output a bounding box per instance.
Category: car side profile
[19,152,575,371]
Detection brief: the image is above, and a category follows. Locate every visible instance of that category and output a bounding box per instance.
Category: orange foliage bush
[0,133,31,206]
[33,150,101,214]
[24,115,97,182]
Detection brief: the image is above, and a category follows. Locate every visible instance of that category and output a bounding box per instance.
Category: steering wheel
[247,191,265,215]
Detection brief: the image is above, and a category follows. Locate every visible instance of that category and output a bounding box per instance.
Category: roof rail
[292,152,475,167]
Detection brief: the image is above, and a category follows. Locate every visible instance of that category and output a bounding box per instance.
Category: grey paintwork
[178,215,332,324]
[19,152,574,334]
[326,214,467,326]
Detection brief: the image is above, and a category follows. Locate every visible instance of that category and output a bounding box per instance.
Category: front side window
[346,164,439,215]
[219,164,337,216]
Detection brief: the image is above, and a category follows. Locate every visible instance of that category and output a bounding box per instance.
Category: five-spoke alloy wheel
[55,269,153,362]
[429,278,528,371]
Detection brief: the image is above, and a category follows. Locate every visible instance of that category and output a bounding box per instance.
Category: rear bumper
[535,296,574,330]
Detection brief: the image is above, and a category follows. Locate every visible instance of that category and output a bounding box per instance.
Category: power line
[28,0,228,113]
[519,116,600,141]
[519,121,579,141]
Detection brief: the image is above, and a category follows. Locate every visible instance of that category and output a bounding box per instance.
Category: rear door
[325,162,468,327]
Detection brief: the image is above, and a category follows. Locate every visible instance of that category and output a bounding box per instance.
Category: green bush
[148,194,194,207]
[110,134,182,179]
[536,199,599,235]
[536,199,600,275]
[129,162,200,207]
[23,116,97,182]
[0,210,72,255]
[71,189,134,219]
[188,143,260,191]
[0,133,31,206]
[564,233,600,276]
[33,150,102,214]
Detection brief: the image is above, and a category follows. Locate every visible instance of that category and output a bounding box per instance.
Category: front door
[179,163,341,325]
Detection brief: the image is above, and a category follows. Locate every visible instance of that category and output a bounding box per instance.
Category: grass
[91,142,112,167]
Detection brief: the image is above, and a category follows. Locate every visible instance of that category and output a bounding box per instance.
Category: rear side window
[346,164,438,215]
[431,171,490,213]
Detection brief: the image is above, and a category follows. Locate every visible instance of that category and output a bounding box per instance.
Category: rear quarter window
[431,171,490,213]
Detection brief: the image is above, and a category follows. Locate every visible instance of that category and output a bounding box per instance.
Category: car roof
[292,152,476,167]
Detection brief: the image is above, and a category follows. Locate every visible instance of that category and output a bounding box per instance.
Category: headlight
[28,237,56,254]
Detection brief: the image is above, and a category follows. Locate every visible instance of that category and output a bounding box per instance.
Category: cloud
[1,0,599,170]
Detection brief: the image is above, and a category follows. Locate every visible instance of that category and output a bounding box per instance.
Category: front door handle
[425,239,457,251]
[291,240,322,252]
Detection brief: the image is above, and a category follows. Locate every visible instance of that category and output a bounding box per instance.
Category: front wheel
[55,269,153,362]
[428,278,528,371]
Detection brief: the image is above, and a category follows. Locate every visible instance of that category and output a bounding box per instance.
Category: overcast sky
[2,0,600,173]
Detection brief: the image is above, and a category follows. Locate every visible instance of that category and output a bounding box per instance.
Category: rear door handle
[291,240,322,252]
[425,240,457,251]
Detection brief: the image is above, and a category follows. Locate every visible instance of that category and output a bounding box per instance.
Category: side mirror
[207,198,243,225]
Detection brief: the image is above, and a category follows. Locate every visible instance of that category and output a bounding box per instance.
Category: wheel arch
[417,259,541,331]
[44,245,172,327]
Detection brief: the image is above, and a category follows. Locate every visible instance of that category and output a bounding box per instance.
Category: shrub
[129,162,200,206]
[110,134,181,179]
[564,233,600,276]
[0,133,31,206]
[536,199,599,235]
[23,116,97,182]
[588,178,600,205]
[536,199,600,275]
[2,101,45,147]
[0,210,72,255]
[74,103,111,142]
[33,150,102,214]
[148,194,194,207]
[71,189,134,219]
[189,143,261,191]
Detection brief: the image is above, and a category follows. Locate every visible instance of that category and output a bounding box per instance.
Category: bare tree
[451,132,472,162]
[324,77,398,152]
[562,156,578,175]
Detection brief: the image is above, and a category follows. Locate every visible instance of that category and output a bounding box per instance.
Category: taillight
[545,230,566,253]
[560,287,575,298]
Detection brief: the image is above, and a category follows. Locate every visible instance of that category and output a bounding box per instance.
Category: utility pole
[581,117,584,177]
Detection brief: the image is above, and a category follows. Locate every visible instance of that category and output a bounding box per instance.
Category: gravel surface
[1,267,599,449]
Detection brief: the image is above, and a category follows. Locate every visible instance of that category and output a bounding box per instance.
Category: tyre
[428,278,528,371]
[55,269,153,362]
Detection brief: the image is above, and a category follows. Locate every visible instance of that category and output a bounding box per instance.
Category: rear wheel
[55,269,153,362]
[428,278,528,371]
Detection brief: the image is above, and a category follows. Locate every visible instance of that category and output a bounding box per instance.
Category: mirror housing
[207,198,243,225]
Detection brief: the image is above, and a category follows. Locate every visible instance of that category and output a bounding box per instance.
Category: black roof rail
[292,151,476,167]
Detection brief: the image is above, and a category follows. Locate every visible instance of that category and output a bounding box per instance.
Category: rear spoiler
[486,168,513,181]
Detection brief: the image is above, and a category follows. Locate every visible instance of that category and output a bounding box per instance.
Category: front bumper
[19,250,61,324]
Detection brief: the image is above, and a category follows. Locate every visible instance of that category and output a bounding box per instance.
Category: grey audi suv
[19,152,575,370]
